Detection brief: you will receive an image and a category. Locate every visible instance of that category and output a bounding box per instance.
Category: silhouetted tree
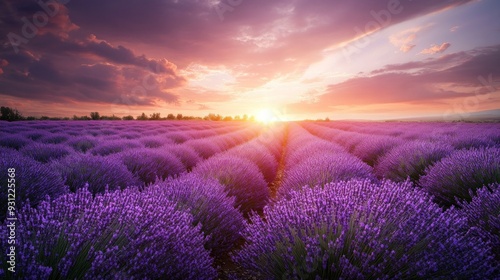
[167,113,176,120]
[122,115,134,120]
[150,113,161,120]
[1,106,24,121]
[176,113,183,120]
[90,112,100,120]
[137,113,148,120]
[100,114,121,120]
[223,116,233,121]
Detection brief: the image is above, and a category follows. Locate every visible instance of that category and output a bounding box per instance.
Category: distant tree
[150,113,161,120]
[122,115,134,120]
[249,115,255,122]
[73,115,90,120]
[100,114,121,120]
[137,113,148,120]
[325,117,330,122]
[41,116,50,120]
[167,113,176,120]
[207,113,222,121]
[26,116,37,120]
[90,112,100,120]
[176,113,183,120]
[234,115,241,121]
[1,106,24,121]
[223,116,233,121]
[242,114,248,121]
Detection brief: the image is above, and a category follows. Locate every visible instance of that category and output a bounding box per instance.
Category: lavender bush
[116,148,185,185]
[0,188,217,279]
[53,154,138,193]
[0,134,32,150]
[185,139,224,159]
[153,175,245,257]
[192,155,270,216]
[420,147,500,206]
[228,142,279,183]
[20,142,73,163]
[165,131,193,143]
[167,144,203,171]
[375,141,453,182]
[279,153,374,199]
[0,149,67,220]
[458,184,500,259]
[233,180,497,279]
[39,133,69,144]
[352,135,402,166]
[66,136,98,153]
[285,140,345,168]
[21,130,46,141]
[90,139,143,156]
[139,135,174,148]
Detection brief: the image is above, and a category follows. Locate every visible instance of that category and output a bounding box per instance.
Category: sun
[255,108,278,124]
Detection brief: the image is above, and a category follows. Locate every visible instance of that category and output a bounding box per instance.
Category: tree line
[0,106,255,122]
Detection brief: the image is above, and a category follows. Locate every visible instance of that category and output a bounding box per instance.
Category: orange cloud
[420,43,451,54]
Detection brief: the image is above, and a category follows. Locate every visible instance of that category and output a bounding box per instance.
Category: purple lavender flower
[90,139,143,156]
[165,144,203,171]
[139,135,175,148]
[192,154,270,216]
[227,142,279,183]
[458,184,500,260]
[375,140,453,182]
[0,188,217,279]
[20,142,73,163]
[116,148,185,185]
[352,135,403,166]
[233,179,498,279]
[419,147,500,206]
[39,133,69,144]
[184,139,224,159]
[0,134,32,150]
[153,174,245,257]
[279,153,375,199]
[52,154,139,193]
[0,149,67,220]
[66,135,98,153]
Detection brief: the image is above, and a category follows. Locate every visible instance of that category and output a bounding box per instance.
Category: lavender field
[1,120,499,279]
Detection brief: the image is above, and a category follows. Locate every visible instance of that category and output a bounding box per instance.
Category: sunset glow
[0,0,499,120]
[255,109,279,124]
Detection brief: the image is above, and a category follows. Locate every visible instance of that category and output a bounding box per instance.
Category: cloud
[420,42,451,54]
[63,0,474,83]
[0,2,185,108]
[0,0,478,114]
[390,30,417,53]
[287,45,500,113]
[389,24,434,53]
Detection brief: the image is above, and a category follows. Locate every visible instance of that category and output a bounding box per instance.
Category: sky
[1,0,499,120]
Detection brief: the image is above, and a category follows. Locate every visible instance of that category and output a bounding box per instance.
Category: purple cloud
[288,45,500,112]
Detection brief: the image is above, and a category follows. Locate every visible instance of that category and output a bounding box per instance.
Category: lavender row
[233,179,498,279]
[277,124,374,199]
